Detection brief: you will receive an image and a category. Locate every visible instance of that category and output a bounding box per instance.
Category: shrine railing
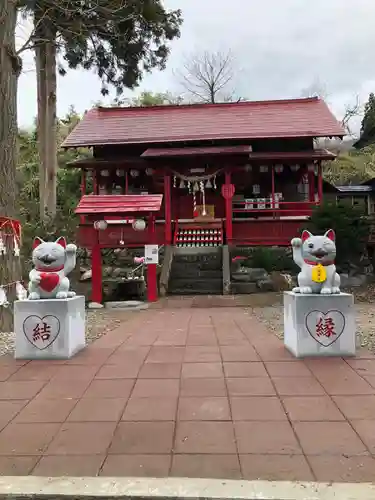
[233,200,319,217]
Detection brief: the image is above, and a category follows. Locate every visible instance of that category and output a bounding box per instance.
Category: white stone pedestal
[14,296,86,360]
[283,291,355,358]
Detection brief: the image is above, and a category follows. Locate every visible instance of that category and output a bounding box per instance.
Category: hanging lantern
[101,169,110,177]
[116,169,123,177]
[130,169,139,177]
[145,168,154,176]
[132,219,146,231]
[260,165,268,173]
[252,184,260,194]
[94,220,108,231]
[274,164,284,174]
[290,165,300,172]
[179,179,185,189]
[206,178,212,189]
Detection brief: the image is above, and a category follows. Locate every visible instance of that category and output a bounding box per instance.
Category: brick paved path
[0,307,375,481]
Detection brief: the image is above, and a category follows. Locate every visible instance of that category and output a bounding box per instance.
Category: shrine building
[62,97,345,302]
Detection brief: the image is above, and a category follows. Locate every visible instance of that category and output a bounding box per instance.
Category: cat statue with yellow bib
[291,229,340,295]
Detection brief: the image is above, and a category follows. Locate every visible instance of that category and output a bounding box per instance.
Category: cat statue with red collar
[291,229,341,295]
[28,237,77,300]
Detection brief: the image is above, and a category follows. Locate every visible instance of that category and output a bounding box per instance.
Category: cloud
[17,0,375,131]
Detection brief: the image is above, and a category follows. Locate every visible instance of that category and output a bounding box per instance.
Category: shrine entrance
[75,194,163,305]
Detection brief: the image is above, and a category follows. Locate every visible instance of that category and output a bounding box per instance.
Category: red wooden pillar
[164,173,172,245]
[91,241,103,304]
[317,162,323,203]
[147,213,158,302]
[224,171,233,243]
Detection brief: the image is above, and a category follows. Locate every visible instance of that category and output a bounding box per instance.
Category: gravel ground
[252,301,375,353]
[0,309,133,356]
[2,285,375,356]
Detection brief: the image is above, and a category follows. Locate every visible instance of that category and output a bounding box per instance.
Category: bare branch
[175,49,235,104]
[300,78,329,101]
[341,95,362,136]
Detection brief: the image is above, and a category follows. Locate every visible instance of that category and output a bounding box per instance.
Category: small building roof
[62,97,345,148]
[75,195,163,215]
[335,185,372,193]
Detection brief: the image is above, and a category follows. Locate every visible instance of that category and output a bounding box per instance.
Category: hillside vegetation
[323,145,375,185]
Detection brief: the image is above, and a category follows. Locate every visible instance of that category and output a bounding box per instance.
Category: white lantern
[290,165,300,172]
[101,170,110,177]
[130,169,139,177]
[260,165,268,173]
[94,220,108,231]
[146,168,154,176]
[132,219,146,231]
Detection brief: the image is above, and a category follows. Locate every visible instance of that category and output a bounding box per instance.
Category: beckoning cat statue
[291,229,341,295]
[28,237,77,300]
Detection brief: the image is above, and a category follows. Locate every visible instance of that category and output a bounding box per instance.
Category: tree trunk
[0,0,22,332]
[35,44,47,220]
[35,43,47,219]
[35,20,57,221]
[45,39,57,217]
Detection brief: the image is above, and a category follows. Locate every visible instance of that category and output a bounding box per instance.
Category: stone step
[168,288,223,296]
[170,269,223,279]
[169,277,222,289]
[230,282,258,294]
[169,277,223,295]
[172,259,222,270]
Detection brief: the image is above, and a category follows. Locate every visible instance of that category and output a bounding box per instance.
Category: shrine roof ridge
[62,97,345,148]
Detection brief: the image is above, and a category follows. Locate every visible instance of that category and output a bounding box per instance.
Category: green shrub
[306,202,370,270]
[231,247,297,273]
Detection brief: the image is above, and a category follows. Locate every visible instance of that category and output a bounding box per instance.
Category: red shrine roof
[75,195,163,214]
[62,97,345,148]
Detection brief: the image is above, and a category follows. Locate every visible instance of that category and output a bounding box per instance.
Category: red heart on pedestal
[39,273,60,292]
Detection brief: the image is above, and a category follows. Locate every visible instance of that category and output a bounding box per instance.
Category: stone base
[14,296,86,360]
[283,291,355,358]
[105,301,148,311]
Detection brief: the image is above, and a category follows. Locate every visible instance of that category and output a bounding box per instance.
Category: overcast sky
[17,0,375,132]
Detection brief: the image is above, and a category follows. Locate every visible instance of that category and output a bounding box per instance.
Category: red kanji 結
[32,321,51,342]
